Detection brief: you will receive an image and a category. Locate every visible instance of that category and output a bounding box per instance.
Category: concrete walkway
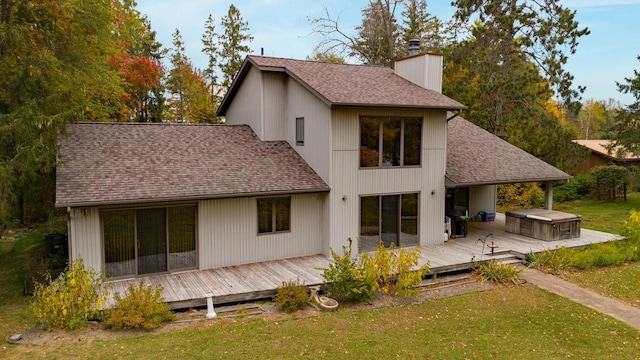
[519,266,640,330]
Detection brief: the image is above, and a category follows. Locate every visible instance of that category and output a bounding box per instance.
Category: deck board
[105,213,623,309]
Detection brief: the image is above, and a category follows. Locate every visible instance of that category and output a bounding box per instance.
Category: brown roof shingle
[573,139,640,161]
[446,115,571,187]
[56,123,329,207]
[218,56,465,115]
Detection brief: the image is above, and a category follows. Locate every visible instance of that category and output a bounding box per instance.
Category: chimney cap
[408,39,421,56]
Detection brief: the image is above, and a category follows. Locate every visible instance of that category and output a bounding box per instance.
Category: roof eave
[445,176,571,188]
[56,186,331,209]
[331,103,467,111]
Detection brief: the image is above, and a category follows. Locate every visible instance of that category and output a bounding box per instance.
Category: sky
[136,0,640,106]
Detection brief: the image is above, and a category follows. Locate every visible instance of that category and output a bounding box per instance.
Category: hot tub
[505,209,581,241]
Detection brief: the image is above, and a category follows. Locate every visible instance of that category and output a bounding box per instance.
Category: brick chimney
[395,41,443,93]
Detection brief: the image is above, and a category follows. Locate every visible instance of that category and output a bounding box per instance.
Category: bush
[31,259,108,330]
[274,279,309,313]
[497,183,545,211]
[527,247,572,274]
[553,174,593,203]
[319,245,377,303]
[361,243,430,297]
[571,242,631,270]
[590,165,628,200]
[475,261,521,284]
[104,282,175,330]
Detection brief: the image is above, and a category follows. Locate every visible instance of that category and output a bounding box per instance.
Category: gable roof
[56,123,329,207]
[446,115,571,187]
[573,139,640,161]
[218,56,466,115]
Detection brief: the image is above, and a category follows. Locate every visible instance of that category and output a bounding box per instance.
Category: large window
[257,197,291,234]
[360,116,422,167]
[102,205,196,278]
[360,193,418,252]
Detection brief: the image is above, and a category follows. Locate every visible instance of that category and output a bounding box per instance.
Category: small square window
[296,117,304,145]
[258,197,291,234]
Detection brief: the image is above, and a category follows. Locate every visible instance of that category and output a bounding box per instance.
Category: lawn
[554,192,640,234]
[4,285,640,359]
[562,262,640,309]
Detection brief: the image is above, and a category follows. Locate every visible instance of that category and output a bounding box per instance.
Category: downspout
[447,110,462,122]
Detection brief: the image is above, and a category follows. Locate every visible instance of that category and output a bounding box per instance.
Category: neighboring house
[56,53,570,279]
[572,139,640,175]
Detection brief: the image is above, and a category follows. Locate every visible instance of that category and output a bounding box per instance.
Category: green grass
[5,285,640,359]
[563,262,640,309]
[554,192,640,233]
[0,220,65,340]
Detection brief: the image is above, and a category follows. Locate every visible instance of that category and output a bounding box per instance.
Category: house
[572,139,640,175]
[56,52,571,279]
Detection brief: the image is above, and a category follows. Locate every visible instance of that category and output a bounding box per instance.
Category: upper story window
[296,117,304,145]
[360,116,422,167]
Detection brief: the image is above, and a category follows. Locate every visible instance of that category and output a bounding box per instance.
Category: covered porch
[106,213,623,309]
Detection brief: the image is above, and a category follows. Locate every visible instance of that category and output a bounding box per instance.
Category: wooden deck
[106,213,623,309]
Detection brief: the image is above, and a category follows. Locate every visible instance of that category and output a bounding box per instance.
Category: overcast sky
[136,0,640,106]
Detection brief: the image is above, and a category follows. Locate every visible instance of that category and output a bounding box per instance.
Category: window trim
[296,117,304,146]
[359,116,422,168]
[257,196,291,235]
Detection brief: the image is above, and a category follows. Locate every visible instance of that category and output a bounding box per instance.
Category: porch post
[544,181,553,210]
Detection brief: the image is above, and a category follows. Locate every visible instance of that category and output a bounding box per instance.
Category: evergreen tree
[218,5,253,90]
[202,14,220,104]
[166,29,188,122]
[400,0,443,55]
[610,56,640,155]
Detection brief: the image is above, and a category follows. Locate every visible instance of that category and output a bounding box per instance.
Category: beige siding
[198,193,325,269]
[469,185,497,216]
[263,72,287,141]
[286,78,332,183]
[68,207,102,273]
[329,109,449,252]
[394,54,443,93]
[225,67,264,138]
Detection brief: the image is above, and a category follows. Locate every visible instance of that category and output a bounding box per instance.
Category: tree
[449,0,590,136]
[0,0,128,224]
[202,14,220,104]
[166,29,188,122]
[610,56,640,155]
[218,5,253,90]
[400,0,443,55]
[167,62,218,124]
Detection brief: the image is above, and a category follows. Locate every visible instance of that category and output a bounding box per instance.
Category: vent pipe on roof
[408,39,421,56]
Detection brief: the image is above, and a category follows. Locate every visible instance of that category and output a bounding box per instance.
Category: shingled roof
[56,123,329,207]
[446,115,571,187]
[217,56,466,115]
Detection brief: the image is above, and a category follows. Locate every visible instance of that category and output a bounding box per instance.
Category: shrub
[553,174,593,203]
[475,261,521,284]
[319,245,377,303]
[590,165,628,200]
[571,242,631,270]
[527,248,572,274]
[497,183,545,211]
[361,243,430,297]
[274,279,309,313]
[31,259,108,330]
[104,282,175,330]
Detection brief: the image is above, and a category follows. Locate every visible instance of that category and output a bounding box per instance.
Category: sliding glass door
[103,205,196,278]
[360,193,418,252]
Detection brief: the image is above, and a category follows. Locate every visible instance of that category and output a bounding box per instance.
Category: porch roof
[446,115,571,187]
[56,123,329,207]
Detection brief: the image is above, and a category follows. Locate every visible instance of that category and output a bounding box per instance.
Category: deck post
[205,293,217,319]
[544,181,553,210]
